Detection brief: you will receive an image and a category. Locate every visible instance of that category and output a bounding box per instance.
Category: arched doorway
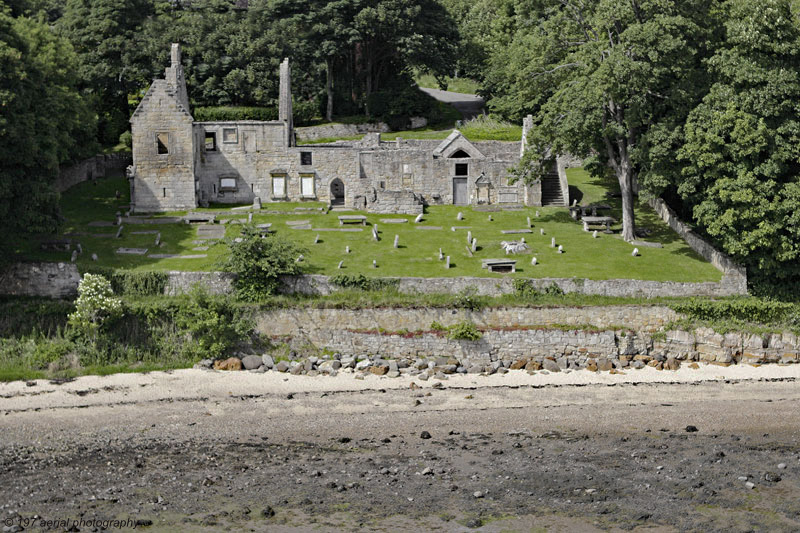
[330,178,345,207]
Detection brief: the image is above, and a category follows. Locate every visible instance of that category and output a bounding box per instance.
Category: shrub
[447,321,482,341]
[293,99,319,126]
[513,279,565,299]
[453,286,486,310]
[430,321,447,332]
[671,298,795,325]
[225,225,306,301]
[118,130,132,149]
[329,274,399,292]
[83,268,168,297]
[67,274,123,339]
[193,106,278,122]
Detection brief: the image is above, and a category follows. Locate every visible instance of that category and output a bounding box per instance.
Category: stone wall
[163,271,235,296]
[364,189,424,215]
[55,154,131,193]
[255,307,799,368]
[648,197,747,292]
[0,263,81,299]
[296,122,392,142]
[279,273,747,298]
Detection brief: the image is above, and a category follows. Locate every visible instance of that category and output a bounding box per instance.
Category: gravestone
[116,215,122,226]
[76,243,82,254]
[116,247,148,255]
[345,246,350,254]
[70,250,78,262]
[248,213,253,223]
[593,230,598,238]
[445,256,450,269]
[373,259,377,268]
[253,196,262,209]
[558,245,563,254]
[338,260,344,269]
[314,234,320,244]
[488,215,493,222]
[467,231,472,244]
[372,227,379,241]
[116,226,124,239]
[414,214,423,223]
[155,232,161,246]
[465,246,473,257]
[632,248,639,257]
[457,212,463,221]
[551,237,555,247]
[471,239,477,253]
[438,248,444,260]
[531,257,537,265]
[393,235,399,248]
[527,217,532,228]
[540,228,545,235]
[91,253,98,261]
[296,254,304,262]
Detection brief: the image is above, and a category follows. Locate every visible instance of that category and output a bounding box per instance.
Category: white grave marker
[551,237,556,247]
[593,230,598,239]
[467,231,472,244]
[373,259,377,268]
[91,253,98,261]
[338,260,343,269]
[557,245,563,254]
[116,225,123,238]
[314,234,320,244]
[438,248,444,260]
[393,235,399,248]
[531,257,537,265]
[70,250,77,262]
[345,246,350,254]
[414,214,423,223]
[445,256,450,269]
[527,217,531,228]
[457,212,463,221]
[632,248,639,257]
[471,239,477,253]
[540,228,545,235]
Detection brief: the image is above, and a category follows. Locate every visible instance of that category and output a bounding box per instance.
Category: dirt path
[420,87,485,120]
[1,370,800,531]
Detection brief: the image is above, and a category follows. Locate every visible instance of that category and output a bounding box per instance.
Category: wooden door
[453,177,468,205]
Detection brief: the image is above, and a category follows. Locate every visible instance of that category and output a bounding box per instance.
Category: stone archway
[330,178,345,206]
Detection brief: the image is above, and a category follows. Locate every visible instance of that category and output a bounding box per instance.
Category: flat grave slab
[473,205,502,212]
[380,218,408,224]
[230,206,252,211]
[116,247,148,255]
[192,246,210,251]
[501,229,533,234]
[91,233,117,238]
[183,213,216,223]
[64,232,89,237]
[121,216,183,225]
[286,220,311,226]
[338,215,367,225]
[314,227,363,232]
[148,253,208,259]
[481,258,517,273]
[451,226,472,231]
[88,221,115,227]
[192,239,219,244]
[196,225,226,239]
[130,230,159,235]
[415,226,443,230]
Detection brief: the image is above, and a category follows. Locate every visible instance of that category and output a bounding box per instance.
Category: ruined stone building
[129,44,568,214]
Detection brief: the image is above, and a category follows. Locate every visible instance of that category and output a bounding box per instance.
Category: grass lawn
[11,169,722,283]
[415,73,481,95]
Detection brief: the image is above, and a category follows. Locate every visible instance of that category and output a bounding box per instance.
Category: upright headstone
[76,243,82,254]
[531,257,537,265]
[253,196,262,210]
[445,256,450,269]
[91,253,98,261]
[572,198,577,206]
[632,248,639,257]
[248,212,253,223]
[593,230,598,239]
[540,228,545,235]
[527,217,532,228]
[70,250,78,262]
[373,259,377,268]
[338,260,343,269]
[345,245,350,254]
[116,225,123,239]
[116,215,122,226]
[557,245,563,254]
[467,231,472,244]
[488,215,492,222]
[372,227,379,241]
[155,232,161,246]
[438,248,444,260]
[535,210,540,217]
[550,237,555,247]
[414,214,423,223]
[314,234,320,244]
[296,254,304,262]
[457,212,463,221]
[393,235,399,248]
[471,239,477,253]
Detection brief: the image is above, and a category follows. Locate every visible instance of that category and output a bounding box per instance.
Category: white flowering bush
[67,273,123,338]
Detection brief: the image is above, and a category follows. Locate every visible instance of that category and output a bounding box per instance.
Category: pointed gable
[131,80,193,124]
[432,130,485,160]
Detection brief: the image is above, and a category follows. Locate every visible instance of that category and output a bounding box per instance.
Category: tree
[224,225,307,301]
[67,273,123,340]
[0,7,97,236]
[678,0,800,288]
[505,0,714,241]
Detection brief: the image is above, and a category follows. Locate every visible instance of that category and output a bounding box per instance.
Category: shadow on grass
[568,185,584,205]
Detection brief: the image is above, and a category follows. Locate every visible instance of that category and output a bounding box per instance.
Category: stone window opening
[156,132,169,155]
[300,173,316,198]
[271,173,288,199]
[455,163,469,177]
[222,128,238,144]
[162,187,166,198]
[204,131,217,151]
[450,149,470,158]
[300,151,312,166]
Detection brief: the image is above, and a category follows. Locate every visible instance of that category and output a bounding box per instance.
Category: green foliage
[671,298,796,325]
[225,225,306,301]
[329,274,399,292]
[118,130,132,150]
[83,268,169,297]
[0,297,72,337]
[430,321,446,332]
[193,106,278,122]
[367,84,439,128]
[459,115,522,142]
[172,286,255,359]
[512,279,565,299]
[447,320,482,341]
[67,273,123,338]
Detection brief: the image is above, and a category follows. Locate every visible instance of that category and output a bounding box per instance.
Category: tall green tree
[0,6,96,237]
[678,0,800,288]
[508,0,715,241]
[58,0,153,145]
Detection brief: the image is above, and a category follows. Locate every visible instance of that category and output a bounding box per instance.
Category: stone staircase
[541,174,564,206]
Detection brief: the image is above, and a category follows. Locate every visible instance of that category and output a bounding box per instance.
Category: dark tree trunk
[325,58,334,122]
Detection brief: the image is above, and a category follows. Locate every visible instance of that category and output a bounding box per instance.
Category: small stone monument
[76,243,82,254]
[467,231,472,244]
[540,228,545,235]
[457,212,463,221]
[373,259,377,268]
[155,232,161,246]
[116,215,122,226]
[393,235,399,248]
[345,245,350,254]
[572,198,577,206]
[593,230,598,238]
[116,225,124,238]
[70,250,78,262]
[531,257,537,265]
[253,196,262,210]
[314,234,320,244]
[372,227,379,241]
[248,212,253,223]
[536,210,540,217]
[527,217,532,228]
[551,237,555,247]
[338,260,343,269]
[438,248,444,260]
[632,248,639,257]
[296,254,304,262]
[91,253,98,261]
[414,213,423,223]
[445,256,450,269]
[557,245,563,254]
[488,215,492,222]
[471,239,477,253]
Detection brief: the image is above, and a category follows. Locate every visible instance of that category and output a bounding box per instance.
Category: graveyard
[13,168,722,283]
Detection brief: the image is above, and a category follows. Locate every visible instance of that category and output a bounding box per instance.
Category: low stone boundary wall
[0,266,745,299]
[55,153,131,193]
[296,118,427,142]
[649,197,747,293]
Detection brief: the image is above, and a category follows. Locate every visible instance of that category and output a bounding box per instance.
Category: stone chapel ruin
[129,44,569,214]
